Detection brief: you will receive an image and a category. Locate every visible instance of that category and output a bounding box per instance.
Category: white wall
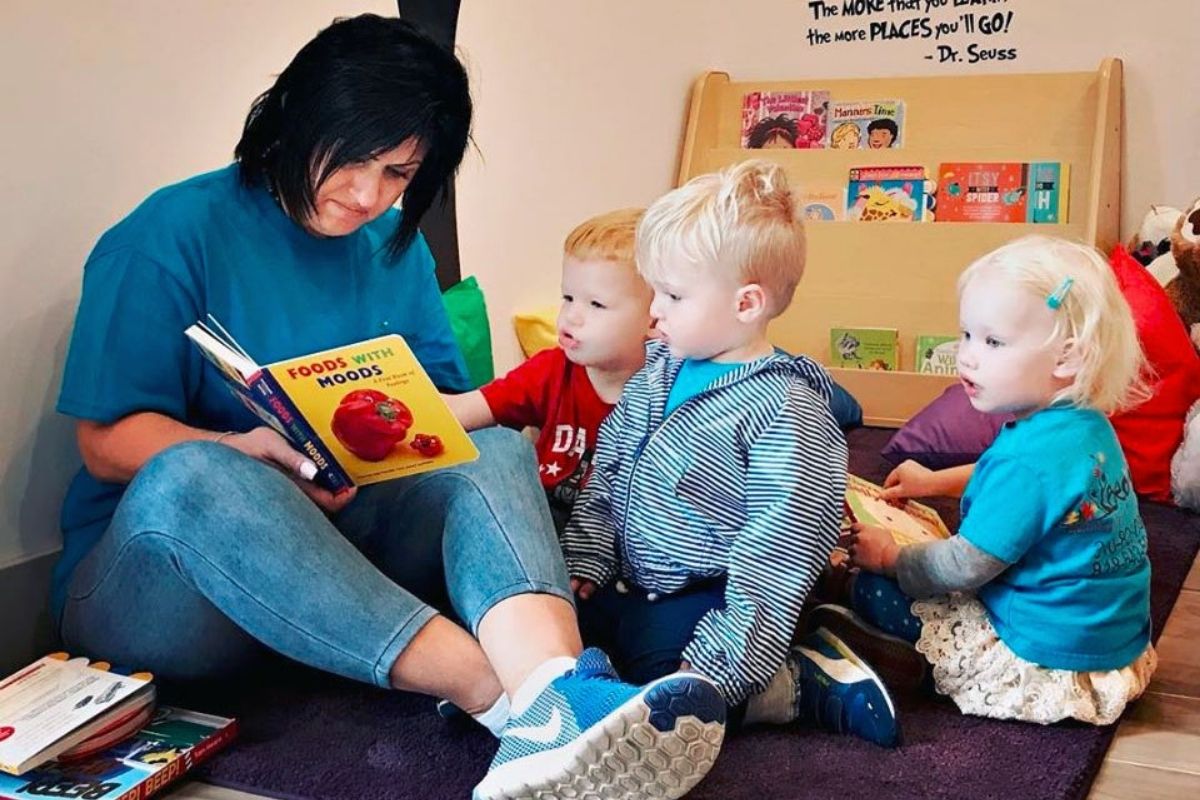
[457,0,1200,374]
[3,0,1199,571]
[0,0,395,569]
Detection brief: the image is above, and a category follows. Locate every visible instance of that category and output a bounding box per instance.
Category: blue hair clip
[1046,277,1074,310]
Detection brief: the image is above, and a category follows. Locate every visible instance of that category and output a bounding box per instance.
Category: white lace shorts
[912,595,1157,725]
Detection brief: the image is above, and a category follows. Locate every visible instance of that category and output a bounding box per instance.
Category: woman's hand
[222,427,357,515]
[843,523,901,575]
[570,577,597,601]
[882,459,937,501]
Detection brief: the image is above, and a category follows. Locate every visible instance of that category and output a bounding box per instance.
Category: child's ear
[1052,337,1083,380]
[735,283,769,322]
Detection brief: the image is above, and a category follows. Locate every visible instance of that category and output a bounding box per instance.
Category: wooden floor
[164,553,1200,800]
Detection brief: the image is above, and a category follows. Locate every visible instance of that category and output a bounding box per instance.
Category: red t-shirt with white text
[480,347,613,528]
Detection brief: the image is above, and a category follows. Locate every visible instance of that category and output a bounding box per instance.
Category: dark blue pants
[576,579,726,686]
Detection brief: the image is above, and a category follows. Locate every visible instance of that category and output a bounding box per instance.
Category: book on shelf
[1026,161,1070,223]
[844,474,951,547]
[828,100,905,150]
[936,162,1069,223]
[740,90,830,149]
[798,185,846,221]
[846,166,931,222]
[914,334,959,375]
[0,706,237,800]
[185,318,479,493]
[0,654,155,777]
[830,327,899,371]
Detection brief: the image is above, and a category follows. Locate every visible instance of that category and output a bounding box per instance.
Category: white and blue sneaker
[791,627,901,748]
[473,648,727,800]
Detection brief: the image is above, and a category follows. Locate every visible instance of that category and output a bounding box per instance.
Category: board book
[185,318,478,493]
[844,474,951,547]
[0,655,155,776]
[0,707,236,800]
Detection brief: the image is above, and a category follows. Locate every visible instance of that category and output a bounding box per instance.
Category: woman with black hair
[52,14,723,799]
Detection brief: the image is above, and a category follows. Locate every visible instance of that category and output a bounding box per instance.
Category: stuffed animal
[1163,198,1200,349]
[1127,204,1180,267]
[1172,400,1200,510]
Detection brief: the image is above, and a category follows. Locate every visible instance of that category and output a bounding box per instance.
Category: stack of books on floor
[0,653,236,800]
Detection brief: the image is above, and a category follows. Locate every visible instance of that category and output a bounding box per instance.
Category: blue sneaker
[791,628,901,748]
[473,648,727,800]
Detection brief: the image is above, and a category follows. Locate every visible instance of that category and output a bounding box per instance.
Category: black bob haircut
[235,14,472,256]
[866,118,898,137]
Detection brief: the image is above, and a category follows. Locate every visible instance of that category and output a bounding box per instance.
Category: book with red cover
[936,162,1029,222]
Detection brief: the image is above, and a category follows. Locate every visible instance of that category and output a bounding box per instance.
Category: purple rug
[169,428,1200,800]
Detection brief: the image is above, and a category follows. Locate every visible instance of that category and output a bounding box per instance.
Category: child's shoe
[790,628,901,748]
[808,603,928,693]
[473,648,726,800]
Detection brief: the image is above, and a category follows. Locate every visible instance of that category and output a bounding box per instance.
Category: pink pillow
[881,383,1013,470]
[1108,246,1200,502]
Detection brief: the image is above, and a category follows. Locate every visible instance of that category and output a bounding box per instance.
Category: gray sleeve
[894,535,1010,598]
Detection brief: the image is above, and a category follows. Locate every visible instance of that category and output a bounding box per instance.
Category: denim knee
[111,441,300,550]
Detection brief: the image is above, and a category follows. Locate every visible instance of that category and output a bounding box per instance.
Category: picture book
[827,100,905,150]
[1026,161,1070,223]
[914,334,959,375]
[740,90,830,149]
[846,166,929,222]
[798,185,845,221]
[935,162,1029,223]
[844,474,951,547]
[830,327,899,371]
[185,318,479,493]
[0,706,237,800]
[0,655,155,776]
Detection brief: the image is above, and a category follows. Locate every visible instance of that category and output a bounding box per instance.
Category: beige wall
[3,0,1198,570]
[0,0,394,568]
[457,0,1200,375]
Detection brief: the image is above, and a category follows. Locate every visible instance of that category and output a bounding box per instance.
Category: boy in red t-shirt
[446,208,654,531]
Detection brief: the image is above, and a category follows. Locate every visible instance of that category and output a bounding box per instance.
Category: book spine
[251,371,354,492]
[113,722,239,800]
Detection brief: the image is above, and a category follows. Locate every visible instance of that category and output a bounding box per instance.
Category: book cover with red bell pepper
[185,325,478,490]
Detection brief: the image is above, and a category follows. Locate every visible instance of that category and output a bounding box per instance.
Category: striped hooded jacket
[562,340,848,703]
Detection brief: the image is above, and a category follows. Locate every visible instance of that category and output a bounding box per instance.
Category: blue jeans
[576,579,726,686]
[58,428,572,688]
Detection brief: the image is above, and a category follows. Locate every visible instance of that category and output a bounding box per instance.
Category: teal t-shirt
[959,405,1151,671]
[665,359,743,416]
[53,165,470,619]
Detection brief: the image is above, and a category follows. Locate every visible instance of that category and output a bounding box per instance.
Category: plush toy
[1127,204,1180,268]
[1172,400,1200,510]
[1163,198,1200,349]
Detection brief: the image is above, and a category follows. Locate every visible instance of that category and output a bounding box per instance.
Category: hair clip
[1046,277,1074,310]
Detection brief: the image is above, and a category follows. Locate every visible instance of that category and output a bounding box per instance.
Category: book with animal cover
[827,100,905,150]
[740,90,830,149]
[914,334,959,375]
[830,327,899,371]
[844,474,951,547]
[0,655,155,777]
[1025,161,1070,223]
[935,162,1030,222]
[0,706,237,800]
[185,318,479,493]
[846,166,929,222]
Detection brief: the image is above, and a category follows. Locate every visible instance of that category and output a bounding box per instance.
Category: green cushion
[442,275,495,389]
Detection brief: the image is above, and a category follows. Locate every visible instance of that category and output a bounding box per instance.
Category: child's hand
[570,577,597,600]
[882,459,937,501]
[843,523,901,575]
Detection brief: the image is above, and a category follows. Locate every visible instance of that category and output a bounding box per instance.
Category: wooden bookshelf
[677,60,1122,427]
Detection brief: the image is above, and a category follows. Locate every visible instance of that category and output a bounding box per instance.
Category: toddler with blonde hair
[833,235,1157,725]
[564,159,901,747]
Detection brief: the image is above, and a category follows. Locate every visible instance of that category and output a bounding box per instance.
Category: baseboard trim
[1,550,58,674]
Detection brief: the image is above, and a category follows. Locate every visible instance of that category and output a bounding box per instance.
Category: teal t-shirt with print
[665,359,743,416]
[959,405,1151,671]
[53,165,470,619]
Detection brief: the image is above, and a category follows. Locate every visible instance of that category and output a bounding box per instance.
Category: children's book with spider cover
[844,474,951,547]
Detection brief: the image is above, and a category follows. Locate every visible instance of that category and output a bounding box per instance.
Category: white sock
[742,660,799,726]
[510,656,578,716]
[473,693,511,738]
